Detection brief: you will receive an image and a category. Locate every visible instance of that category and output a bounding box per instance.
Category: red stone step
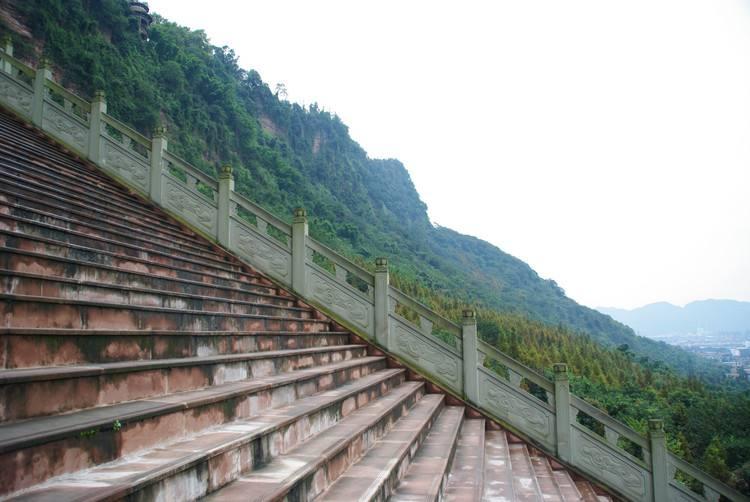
[0,229,268,286]
[0,248,281,299]
[389,406,465,501]
[0,329,352,368]
[0,344,368,421]
[0,163,192,240]
[3,377,422,502]
[0,358,396,496]
[0,271,308,318]
[314,393,445,501]
[0,214,256,280]
[0,294,330,332]
[529,447,565,501]
[444,418,486,500]
[483,430,516,500]
[208,390,437,502]
[1,195,231,263]
[553,469,586,501]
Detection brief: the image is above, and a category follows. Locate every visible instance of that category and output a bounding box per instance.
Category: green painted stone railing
[0,43,745,502]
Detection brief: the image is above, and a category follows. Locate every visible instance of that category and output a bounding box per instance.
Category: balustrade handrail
[0,45,745,502]
[478,340,553,393]
[388,286,462,339]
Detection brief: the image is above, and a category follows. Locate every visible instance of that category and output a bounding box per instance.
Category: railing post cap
[375,257,388,272]
[153,125,167,137]
[220,164,233,179]
[1,34,11,46]
[553,363,568,373]
[648,419,664,433]
[38,56,51,69]
[462,309,476,324]
[293,207,307,222]
[93,90,106,102]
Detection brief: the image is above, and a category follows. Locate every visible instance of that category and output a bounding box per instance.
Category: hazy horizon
[146,0,750,311]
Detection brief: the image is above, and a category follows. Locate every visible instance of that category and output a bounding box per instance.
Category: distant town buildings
[128,1,153,40]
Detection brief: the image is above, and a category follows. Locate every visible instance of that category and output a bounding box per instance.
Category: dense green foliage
[3,0,749,492]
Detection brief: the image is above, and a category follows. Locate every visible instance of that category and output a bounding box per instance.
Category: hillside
[600,300,750,337]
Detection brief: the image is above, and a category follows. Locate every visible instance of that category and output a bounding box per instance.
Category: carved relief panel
[230,219,291,284]
[0,76,32,117]
[164,180,217,234]
[308,268,373,336]
[42,104,88,154]
[391,320,462,393]
[102,139,149,191]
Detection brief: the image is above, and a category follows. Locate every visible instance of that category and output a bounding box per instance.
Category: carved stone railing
[0,44,745,502]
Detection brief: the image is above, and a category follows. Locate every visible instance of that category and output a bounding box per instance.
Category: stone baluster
[374,257,390,349]
[649,419,669,502]
[553,363,572,463]
[88,91,106,164]
[149,126,167,203]
[291,208,308,294]
[32,57,51,127]
[2,35,13,74]
[217,165,234,247]
[462,309,479,403]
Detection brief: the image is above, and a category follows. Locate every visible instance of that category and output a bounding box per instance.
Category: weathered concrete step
[0,344,368,421]
[0,247,282,300]
[3,378,423,502]
[1,196,235,264]
[0,294,329,332]
[0,358,395,495]
[0,162,191,240]
[0,213,256,280]
[0,271,308,318]
[574,479,607,502]
[552,470,585,502]
[529,448,564,501]
[509,442,544,501]
[444,418,485,501]
[316,393,444,502]
[483,430,516,501]
[0,328,352,369]
[207,391,441,502]
[389,406,465,502]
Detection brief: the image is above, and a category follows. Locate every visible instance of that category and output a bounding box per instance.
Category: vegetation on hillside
[3,0,749,492]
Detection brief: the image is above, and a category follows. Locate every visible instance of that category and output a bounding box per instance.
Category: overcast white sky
[147,0,750,310]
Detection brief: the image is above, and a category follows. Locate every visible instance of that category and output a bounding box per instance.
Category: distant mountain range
[598,300,750,337]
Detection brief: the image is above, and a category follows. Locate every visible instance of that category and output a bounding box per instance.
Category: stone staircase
[0,110,614,501]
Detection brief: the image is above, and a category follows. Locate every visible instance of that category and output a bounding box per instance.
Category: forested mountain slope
[3,0,749,491]
[1,0,720,379]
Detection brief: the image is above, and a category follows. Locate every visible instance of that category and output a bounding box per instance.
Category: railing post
[149,126,167,204]
[462,309,479,403]
[291,208,308,295]
[374,257,390,348]
[88,90,106,164]
[2,35,13,74]
[649,419,669,502]
[217,165,234,247]
[554,363,572,463]
[32,57,51,127]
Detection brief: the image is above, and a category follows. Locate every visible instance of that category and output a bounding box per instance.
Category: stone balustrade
[0,44,746,502]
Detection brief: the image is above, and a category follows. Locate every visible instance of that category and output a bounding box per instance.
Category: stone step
[444,418,485,501]
[0,358,396,496]
[0,158,194,241]
[0,271,309,318]
[207,392,442,502]
[552,470,585,502]
[509,442,544,501]
[0,162,213,251]
[0,195,236,264]
[0,214,258,281]
[483,429,516,500]
[315,393,444,501]
[3,380,424,502]
[574,479,605,502]
[0,328,352,369]
[0,344,367,421]
[0,247,282,300]
[529,448,564,501]
[389,406,465,501]
[0,294,330,332]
